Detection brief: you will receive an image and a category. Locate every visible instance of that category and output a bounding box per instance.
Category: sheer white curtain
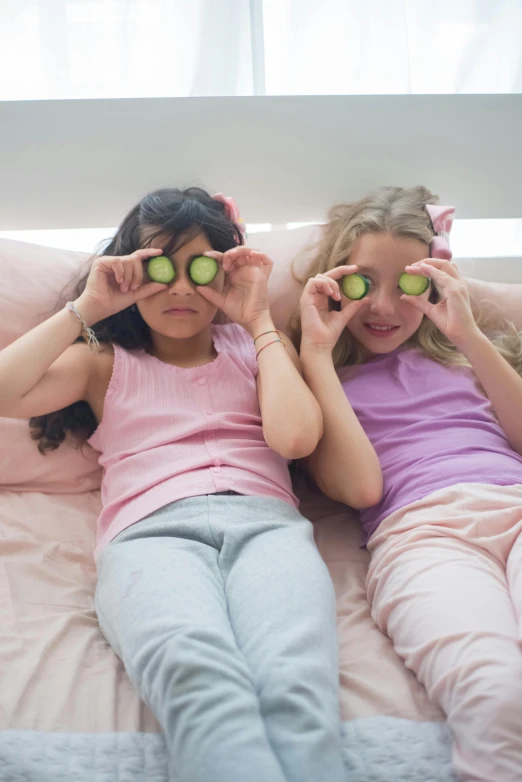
[0,0,254,100]
[0,0,521,100]
[263,0,522,95]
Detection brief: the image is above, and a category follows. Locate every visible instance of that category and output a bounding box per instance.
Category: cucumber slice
[147,256,175,284]
[341,273,370,300]
[189,255,219,286]
[399,273,429,296]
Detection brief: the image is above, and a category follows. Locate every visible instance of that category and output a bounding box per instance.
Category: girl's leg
[215,496,346,782]
[506,533,522,628]
[367,531,522,782]
[507,529,522,639]
[95,506,287,782]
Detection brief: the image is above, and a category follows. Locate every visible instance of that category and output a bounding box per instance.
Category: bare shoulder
[64,341,114,376]
[55,341,114,422]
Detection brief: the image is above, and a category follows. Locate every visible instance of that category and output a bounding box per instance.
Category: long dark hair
[30,187,243,453]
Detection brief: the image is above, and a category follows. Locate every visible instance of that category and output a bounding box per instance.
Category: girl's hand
[300,265,368,354]
[76,248,168,324]
[402,259,480,349]
[196,247,272,333]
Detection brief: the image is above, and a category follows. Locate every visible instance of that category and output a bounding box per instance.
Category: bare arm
[300,350,383,508]
[198,247,323,460]
[298,267,383,509]
[407,261,522,456]
[466,277,522,331]
[0,309,93,418]
[253,317,323,460]
[461,331,522,456]
[0,247,166,420]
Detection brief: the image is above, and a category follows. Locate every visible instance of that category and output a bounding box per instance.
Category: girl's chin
[355,330,405,354]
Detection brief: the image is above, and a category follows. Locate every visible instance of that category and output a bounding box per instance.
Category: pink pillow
[0,418,102,493]
[0,238,91,350]
[0,238,102,492]
[0,227,318,493]
[253,224,321,331]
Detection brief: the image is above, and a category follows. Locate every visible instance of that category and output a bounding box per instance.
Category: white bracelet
[65,301,100,352]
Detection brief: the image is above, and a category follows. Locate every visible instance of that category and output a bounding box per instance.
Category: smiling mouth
[364,323,400,337]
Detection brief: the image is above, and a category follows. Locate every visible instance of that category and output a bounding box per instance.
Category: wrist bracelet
[253,329,279,343]
[66,302,100,352]
[256,337,285,359]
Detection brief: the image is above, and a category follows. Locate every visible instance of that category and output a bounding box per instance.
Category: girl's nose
[168,270,194,296]
[368,289,395,317]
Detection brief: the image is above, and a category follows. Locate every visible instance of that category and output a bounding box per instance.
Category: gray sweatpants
[95,494,346,782]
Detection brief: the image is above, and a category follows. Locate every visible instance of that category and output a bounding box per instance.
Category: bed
[1,93,522,782]
[0,481,455,782]
[2,229,521,782]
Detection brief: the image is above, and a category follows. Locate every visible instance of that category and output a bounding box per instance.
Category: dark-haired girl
[0,187,381,782]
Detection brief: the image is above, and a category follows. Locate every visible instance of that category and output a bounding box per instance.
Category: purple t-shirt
[338,347,522,541]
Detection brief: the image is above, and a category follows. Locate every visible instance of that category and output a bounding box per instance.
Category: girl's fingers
[131,260,144,291]
[406,258,459,279]
[222,246,254,258]
[131,247,164,260]
[217,249,271,273]
[306,276,338,300]
[113,260,125,286]
[325,265,358,280]
[121,262,134,293]
[339,297,367,324]
[418,263,456,292]
[211,250,266,277]
[308,277,330,292]
[206,247,249,269]
[322,276,342,300]
[318,276,341,300]
[204,249,234,272]
[248,250,272,266]
[124,247,164,287]
[401,264,427,275]
[196,284,225,309]
[227,254,262,270]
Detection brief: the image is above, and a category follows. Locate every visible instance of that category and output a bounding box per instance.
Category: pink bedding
[0,480,442,734]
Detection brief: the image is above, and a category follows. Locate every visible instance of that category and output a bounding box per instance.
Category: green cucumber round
[189,255,219,286]
[341,273,370,300]
[147,255,175,284]
[399,273,429,296]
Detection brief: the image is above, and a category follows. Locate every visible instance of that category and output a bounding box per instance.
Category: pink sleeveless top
[89,324,298,554]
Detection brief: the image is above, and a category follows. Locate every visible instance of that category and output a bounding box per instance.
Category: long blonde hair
[291,185,522,374]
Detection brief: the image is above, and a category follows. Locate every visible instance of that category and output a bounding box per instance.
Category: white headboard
[1,95,521,230]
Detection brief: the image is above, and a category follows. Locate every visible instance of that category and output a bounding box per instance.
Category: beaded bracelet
[256,337,285,359]
[65,301,100,352]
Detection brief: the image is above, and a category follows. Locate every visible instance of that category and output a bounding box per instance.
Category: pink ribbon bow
[425,204,455,260]
[212,193,246,234]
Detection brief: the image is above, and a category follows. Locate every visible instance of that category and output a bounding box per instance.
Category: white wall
[0,94,521,230]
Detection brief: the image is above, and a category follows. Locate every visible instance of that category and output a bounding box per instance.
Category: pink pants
[367,483,522,782]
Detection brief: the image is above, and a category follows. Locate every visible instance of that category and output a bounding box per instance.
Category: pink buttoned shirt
[89,324,298,555]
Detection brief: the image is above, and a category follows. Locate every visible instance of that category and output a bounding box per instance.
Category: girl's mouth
[364,323,400,339]
[164,307,197,316]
